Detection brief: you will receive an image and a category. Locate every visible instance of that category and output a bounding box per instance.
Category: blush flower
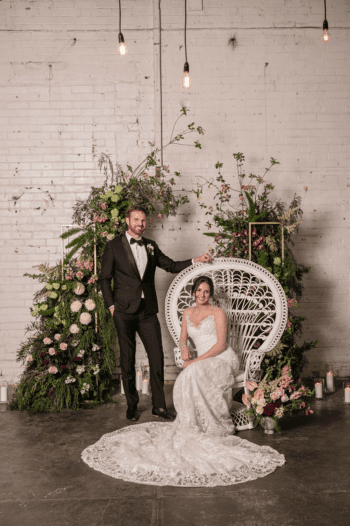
[26,354,33,362]
[80,312,92,325]
[43,337,52,345]
[84,299,96,311]
[69,324,80,335]
[242,394,252,406]
[60,343,68,351]
[253,388,265,401]
[71,300,82,313]
[54,334,61,341]
[48,366,58,374]
[246,381,259,391]
[74,283,85,295]
[48,348,56,356]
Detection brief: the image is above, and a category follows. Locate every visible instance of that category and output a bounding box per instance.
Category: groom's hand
[109,306,115,316]
[193,253,212,264]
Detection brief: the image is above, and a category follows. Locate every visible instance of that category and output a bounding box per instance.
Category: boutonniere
[147,245,155,256]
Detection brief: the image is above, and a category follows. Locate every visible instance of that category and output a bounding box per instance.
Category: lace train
[81,313,285,486]
[81,421,285,487]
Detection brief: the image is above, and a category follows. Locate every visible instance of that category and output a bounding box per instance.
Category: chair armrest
[174,347,184,368]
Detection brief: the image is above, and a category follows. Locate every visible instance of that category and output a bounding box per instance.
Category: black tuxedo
[99,234,192,410]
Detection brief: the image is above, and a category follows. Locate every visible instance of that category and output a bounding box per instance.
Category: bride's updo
[191,276,214,297]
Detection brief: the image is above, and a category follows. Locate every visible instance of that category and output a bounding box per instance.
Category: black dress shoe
[126,409,139,421]
[152,408,175,420]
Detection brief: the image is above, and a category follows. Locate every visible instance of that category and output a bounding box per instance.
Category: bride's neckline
[186,313,215,329]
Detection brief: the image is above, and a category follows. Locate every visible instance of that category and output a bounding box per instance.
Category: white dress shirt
[126,231,147,297]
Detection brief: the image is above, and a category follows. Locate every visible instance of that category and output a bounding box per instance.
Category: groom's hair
[191,276,214,297]
[126,204,149,218]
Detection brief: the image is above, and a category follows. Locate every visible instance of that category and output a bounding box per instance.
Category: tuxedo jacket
[98,234,192,315]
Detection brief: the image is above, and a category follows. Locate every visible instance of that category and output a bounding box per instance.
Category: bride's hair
[191,276,214,297]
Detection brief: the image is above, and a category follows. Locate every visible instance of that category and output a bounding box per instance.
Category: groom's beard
[128,225,146,238]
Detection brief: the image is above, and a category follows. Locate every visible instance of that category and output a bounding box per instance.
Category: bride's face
[194,282,211,306]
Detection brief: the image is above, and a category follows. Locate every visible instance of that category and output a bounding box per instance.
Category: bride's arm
[179,308,191,362]
[184,309,227,368]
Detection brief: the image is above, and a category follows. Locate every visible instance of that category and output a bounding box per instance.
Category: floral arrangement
[10,258,117,414]
[61,107,204,268]
[242,365,314,432]
[193,152,319,381]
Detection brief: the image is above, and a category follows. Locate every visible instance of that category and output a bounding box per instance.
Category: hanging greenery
[193,152,319,381]
[10,108,204,413]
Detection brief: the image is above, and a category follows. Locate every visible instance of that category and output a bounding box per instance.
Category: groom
[99,205,211,421]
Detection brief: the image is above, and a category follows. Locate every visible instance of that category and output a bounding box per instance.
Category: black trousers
[113,299,166,411]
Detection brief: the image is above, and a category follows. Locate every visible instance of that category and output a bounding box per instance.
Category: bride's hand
[181,345,191,362]
[183,359,193,369]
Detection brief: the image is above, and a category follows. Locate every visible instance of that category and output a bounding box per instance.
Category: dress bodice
[186,314,218,356]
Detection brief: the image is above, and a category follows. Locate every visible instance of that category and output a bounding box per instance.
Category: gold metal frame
[248,222,284,261]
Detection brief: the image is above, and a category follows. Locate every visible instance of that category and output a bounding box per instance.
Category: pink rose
[43,338,52,345]
[253,388,265,401]
[49,366,58,374]
[76,271,84,280]
[281,394,289,402]
[246,381,258,391]
[242,394,252,406]
[157,214,162,219]
[26,355,33,362]
[54,334,61,341]
[305,407,314,415]
[48,348,56,356]
[60,343,68,351]
[270,391,280,401]
[101,231,108,237]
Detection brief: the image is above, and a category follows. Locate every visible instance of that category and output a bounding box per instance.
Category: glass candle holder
[326,371,335,393]
[314,379,324,400]
[0,378,8,403]
[142,364,150,381]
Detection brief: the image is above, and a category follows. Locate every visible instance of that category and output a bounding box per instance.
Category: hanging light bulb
[322,20,330,42]
[322,0,330,42]
[182,62,191,90]
[118,32,128,55]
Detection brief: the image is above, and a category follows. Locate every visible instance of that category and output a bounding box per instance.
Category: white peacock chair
[165,258,288,431]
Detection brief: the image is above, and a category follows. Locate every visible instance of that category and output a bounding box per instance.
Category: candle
[136,370,142,391]
[315,381,323,399]
[141,378,149,395]
[345,387,350,403]
[0,379,7,403]
[120,378,125,395]
[326,371,334,392]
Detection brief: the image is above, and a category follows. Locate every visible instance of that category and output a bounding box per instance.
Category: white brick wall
[1,0,349,382]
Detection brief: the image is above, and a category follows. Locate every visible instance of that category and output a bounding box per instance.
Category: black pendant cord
[119,0,121,34]
[324,0,327,21]
[184,0,188,64]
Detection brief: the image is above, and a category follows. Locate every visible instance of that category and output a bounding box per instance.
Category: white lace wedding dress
[81,314,285,486]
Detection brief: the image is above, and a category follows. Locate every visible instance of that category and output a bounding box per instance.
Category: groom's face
[126,210,147,238]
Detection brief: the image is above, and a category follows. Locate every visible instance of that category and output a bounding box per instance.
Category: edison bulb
[118,42,128,55]
[182,72,191,90]
[322,29,330,42]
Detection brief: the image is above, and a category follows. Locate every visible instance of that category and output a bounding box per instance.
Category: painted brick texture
[0,0,349,382]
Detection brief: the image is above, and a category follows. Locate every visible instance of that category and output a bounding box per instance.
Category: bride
[82,276,285,487]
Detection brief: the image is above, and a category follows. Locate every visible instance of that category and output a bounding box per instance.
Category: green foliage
[11,259,117,414]
[194,152,319,381]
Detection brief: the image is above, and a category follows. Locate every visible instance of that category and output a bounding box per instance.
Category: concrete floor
[1,383,349,526]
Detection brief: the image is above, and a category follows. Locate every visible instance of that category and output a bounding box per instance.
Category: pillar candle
[136,371,142,391]
[0,380,7,403]
[120,378,125,395]
[315,381,323,399]
[326,371,334,392]
[345,387,350,403]
[142,378,149,395]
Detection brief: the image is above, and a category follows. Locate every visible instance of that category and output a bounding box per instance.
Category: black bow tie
[130,238,144,247]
